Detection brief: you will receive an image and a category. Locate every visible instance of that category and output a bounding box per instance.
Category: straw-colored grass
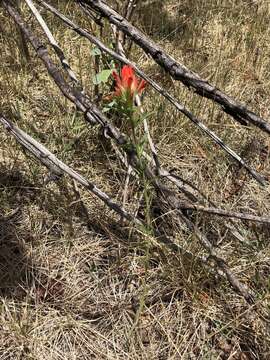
[0,1,269,359]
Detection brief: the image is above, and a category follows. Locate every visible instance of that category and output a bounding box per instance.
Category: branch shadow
[137,0,184,40]
[0,167,35,299]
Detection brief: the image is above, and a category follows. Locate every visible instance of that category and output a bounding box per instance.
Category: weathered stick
[25,0,80,87]
[78,0,270,134]
[179,203,270,225]
[115,0,138,56]
[38,0,265,185]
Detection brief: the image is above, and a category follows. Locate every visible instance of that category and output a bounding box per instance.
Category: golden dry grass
[0,0,270,359]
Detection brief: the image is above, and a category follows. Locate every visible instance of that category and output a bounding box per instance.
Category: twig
[179,203,270,224]
[122,0,138,56]
[111,22,125,58]
[115,0,138,55]
[25,0,80,87]
[39,0,265,185]
[116,0,134,50]
[124,0,138,21]
[122,164,132,213]
[79,0,270,134]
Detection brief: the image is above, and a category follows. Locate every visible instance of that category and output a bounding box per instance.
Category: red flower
[112,65,146,100]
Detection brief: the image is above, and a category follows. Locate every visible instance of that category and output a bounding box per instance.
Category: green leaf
[141,111,154,122]
[102,100,116,113]
[90,47,102,56]
[93,69,113,85]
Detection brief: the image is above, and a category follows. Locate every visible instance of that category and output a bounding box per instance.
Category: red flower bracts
[112,65,146,101]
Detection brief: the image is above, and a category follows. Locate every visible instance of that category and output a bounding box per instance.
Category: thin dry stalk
[25,0,80,87]
[117,0,136,49]
[179,203,270,225]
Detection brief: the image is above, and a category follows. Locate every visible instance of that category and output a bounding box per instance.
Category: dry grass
[0,0,270,359]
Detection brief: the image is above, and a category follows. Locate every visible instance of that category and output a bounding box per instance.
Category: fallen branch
[38,0,265,185]
[78,0,270,134]
[25,0,80,87]
[179,203,270,225]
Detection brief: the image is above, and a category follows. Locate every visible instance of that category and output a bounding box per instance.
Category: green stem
[131,122,137,149]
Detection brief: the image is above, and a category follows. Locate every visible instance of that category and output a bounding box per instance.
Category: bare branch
[179,203,270,225]
[25,0,80,87]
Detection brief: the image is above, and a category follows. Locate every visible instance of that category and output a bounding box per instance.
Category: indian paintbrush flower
[112,65,146,104]
[106,65,148,155]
